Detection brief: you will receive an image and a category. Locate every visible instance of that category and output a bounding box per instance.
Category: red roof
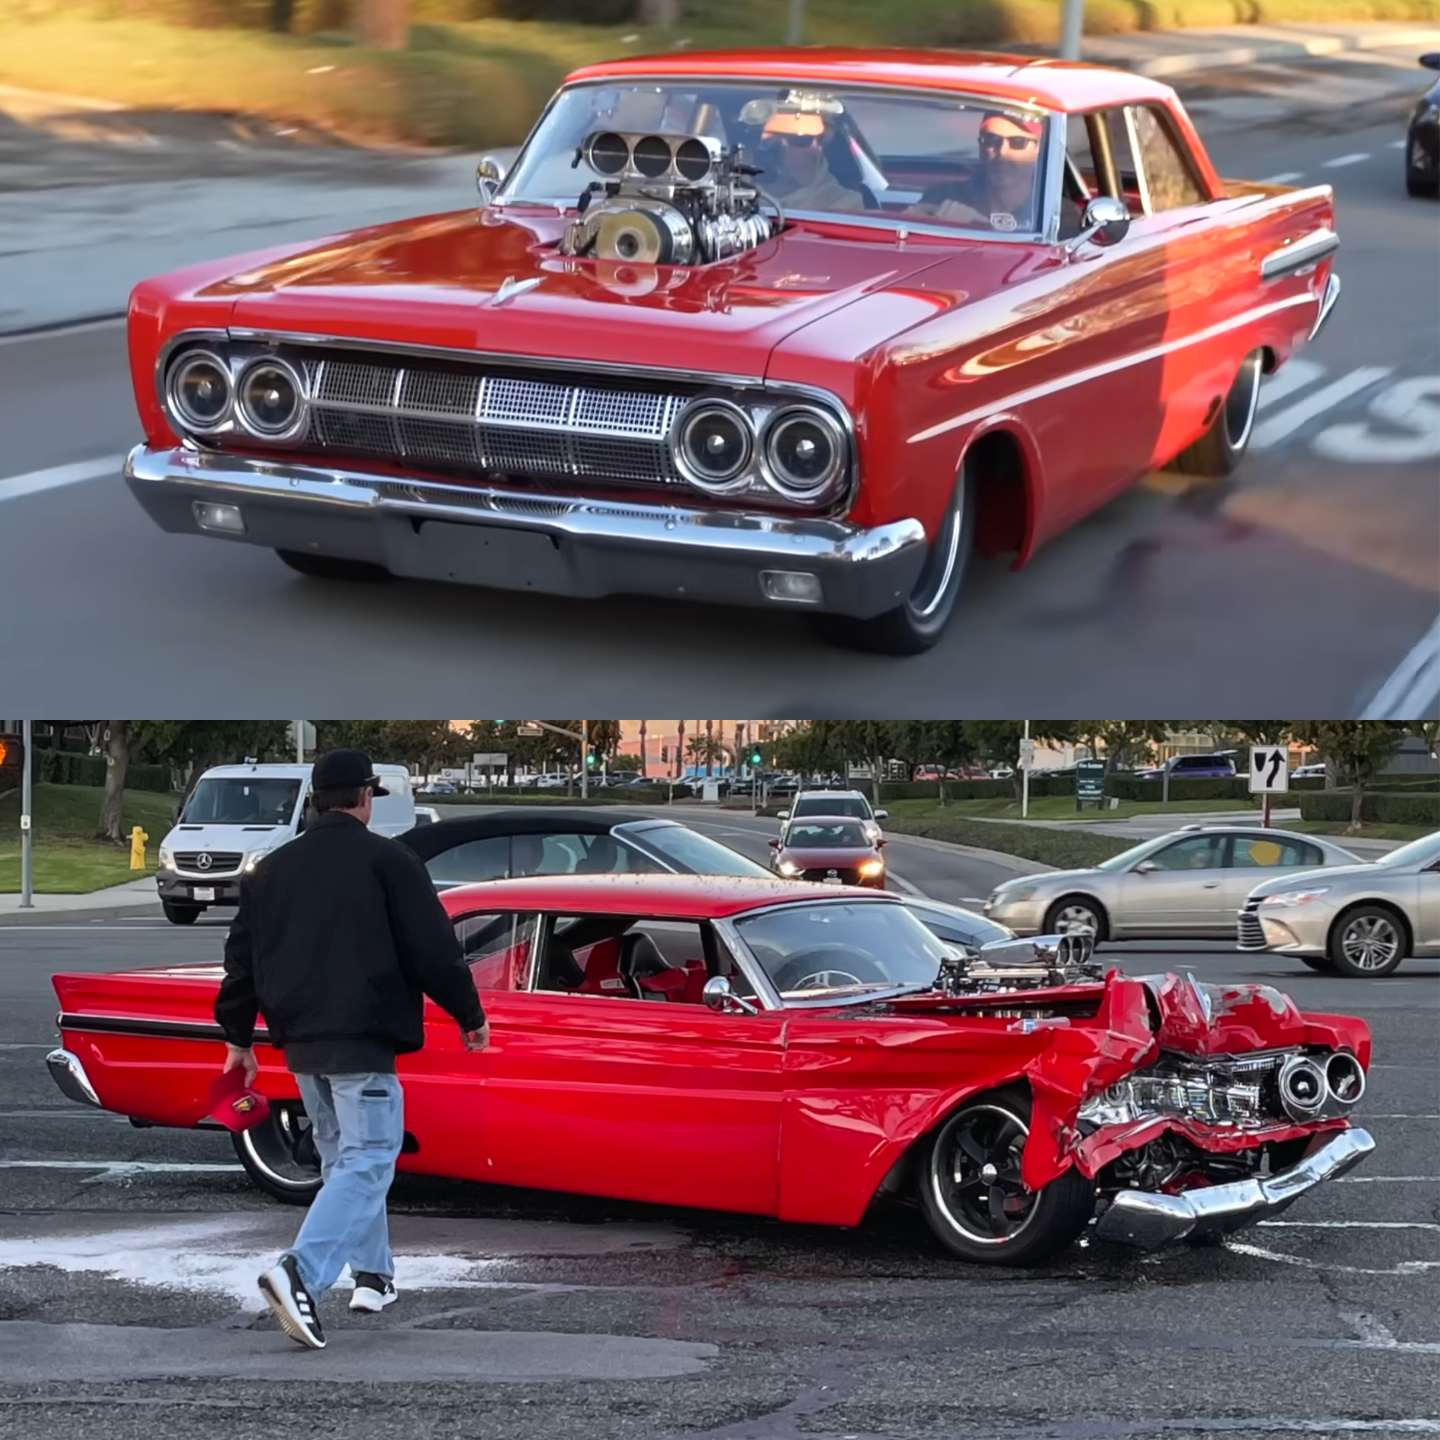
[439,872,886,919]
[563,47,1177,115]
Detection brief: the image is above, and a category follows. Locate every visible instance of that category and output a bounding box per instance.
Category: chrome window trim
[493,74,1060,244]
[1122,105,1153,218]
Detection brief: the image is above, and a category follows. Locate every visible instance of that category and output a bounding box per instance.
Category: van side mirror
[874,809,889,820]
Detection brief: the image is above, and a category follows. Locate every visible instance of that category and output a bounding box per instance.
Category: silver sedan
[984,826,1361,941]
[1240,829,1440,977]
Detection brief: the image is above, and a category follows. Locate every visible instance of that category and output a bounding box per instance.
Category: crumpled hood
[199,208,958,379]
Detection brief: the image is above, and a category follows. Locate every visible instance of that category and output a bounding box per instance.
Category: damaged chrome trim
[45,1048,102,1108]
[1094,1126,1375,1249]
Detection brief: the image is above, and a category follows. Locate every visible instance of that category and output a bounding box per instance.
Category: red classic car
[121,49,1339,655]
[47,875,1373,1264]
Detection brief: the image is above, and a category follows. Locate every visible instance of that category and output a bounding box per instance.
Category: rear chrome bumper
[46,1048,102,1108]
[1094,1126,1374,1250]
[124,444,929,620]
[1308,271,1341,342]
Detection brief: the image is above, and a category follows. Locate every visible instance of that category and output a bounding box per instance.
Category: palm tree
[675,720,685,780]
[705,719,715,776]
[638,719,648,778]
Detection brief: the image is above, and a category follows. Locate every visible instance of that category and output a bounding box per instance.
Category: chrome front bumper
[1094,1127,1374,1250]
[46,1048,102,1108]
[124,445,930,620]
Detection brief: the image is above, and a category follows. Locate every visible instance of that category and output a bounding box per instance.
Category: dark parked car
[1134,754,1237,781]
[1407,53,1440,197]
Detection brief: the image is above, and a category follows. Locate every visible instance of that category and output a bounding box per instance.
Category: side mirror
[1134,859,1158,874]
[1071,195,1130,251]
[874,809,889,820]
[777,809,790,821]
[1420,51,1440,70]
[476,155,508,206]
[768,837,780,848]
[702,975,758,1015]
[878,838,888,848]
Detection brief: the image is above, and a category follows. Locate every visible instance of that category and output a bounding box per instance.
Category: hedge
[424,785,691,804]
[1299,790,1440,826]
[883,815,1133,870]
[33,752,173,794]
[877,775,1269,803]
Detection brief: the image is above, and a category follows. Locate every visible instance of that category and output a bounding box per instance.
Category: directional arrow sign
[1249,745,1290,794]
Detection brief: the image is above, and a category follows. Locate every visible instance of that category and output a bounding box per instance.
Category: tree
[675,721,686,780]
[357,0,408,49]
[892,722,976,805]
[963,721,1076,801]
[638,720,648,778]
[1289,722,1408,833]
[1071,721,1169,771]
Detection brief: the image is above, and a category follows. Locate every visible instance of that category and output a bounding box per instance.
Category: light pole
[1059,0,1084,60]
[787,0,805,44]
[20,719,34,909]
[1021,719,1031,820]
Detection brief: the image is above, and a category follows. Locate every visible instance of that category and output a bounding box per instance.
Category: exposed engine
[560,129,779,267]
[935,931,1106,997]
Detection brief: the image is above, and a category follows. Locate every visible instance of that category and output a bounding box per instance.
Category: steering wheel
[773,949,886,992]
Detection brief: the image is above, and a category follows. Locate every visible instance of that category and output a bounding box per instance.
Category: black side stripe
[57,1012,272,1045]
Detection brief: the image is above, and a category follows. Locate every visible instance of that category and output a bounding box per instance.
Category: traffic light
[660,745,669,763]
[586,752,598,767]
[751,750,763,766]
[0,734,22,777]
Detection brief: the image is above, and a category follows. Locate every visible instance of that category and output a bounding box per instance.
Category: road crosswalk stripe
[1322,153,1371,168]
[1252,366,1392,449]
[1257,357,1325,411]
[0,456,124,503]
[1360,613,1440,720]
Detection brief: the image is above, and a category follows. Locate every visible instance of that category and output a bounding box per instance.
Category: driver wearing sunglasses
[909,111,1076,235]
[757,110,867,213]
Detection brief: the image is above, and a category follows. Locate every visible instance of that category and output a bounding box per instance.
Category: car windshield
[735,900,948,999]
[1374,831,1440,868]
[180,778,302,826]
[623,822,771,877]
[785,821,871,848]
[502,80,1053,235]
[795,796,870,820]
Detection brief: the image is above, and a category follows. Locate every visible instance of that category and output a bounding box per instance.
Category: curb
[0,898,164,926]
[1125,27,1440,78]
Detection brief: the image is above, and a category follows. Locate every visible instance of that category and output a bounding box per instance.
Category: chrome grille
[174,851,243,874]
[1238,901,1266,951]
[296,353,691,489]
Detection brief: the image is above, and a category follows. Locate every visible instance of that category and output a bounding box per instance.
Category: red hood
[193,208,960,380]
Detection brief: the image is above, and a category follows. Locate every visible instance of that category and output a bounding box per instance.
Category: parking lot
[1,825,1435,1440]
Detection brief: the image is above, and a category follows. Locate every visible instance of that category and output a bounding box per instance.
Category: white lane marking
[1257,357,1325,411]
[0,456,125,504]
[1361,613,1440,721]
[1227,1240,1440,1276]
[888,872,924,897]
[1315,376,1440,465]
[0,925,179,932]
[1391,139,1409,148]
[1336,1175,1440,1183]
[1260,171,1304,184]
[1259,1221,1440,1230]
[0,1043,56,1050]
[0,316,126,347]
[1322,153,1371,168]
[1251,366,1393,449]
[1344,1312,1400,1347]
[0,1160,241,1174]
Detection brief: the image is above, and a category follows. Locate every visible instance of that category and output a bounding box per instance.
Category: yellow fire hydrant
[130,826,149,871]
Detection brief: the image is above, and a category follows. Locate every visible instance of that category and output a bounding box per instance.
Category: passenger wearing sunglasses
[757,110,867,213]
[909,111,1080,237]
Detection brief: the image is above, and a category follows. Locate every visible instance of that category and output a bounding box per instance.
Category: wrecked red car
[46,876,1373,1264]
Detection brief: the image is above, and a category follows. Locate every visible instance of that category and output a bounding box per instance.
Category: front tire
[917,1089,1095,1265]
[232,1103,322,1205]
[808,464,975,656]
[1327,905,1408,978]
[276,549,394,584]
[1296,954,1336,973]
[1042,895,1109,943]
[1170,349,1263,478]
[162,900,200,926]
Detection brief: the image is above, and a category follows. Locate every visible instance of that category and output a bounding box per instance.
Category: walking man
[215,749,489,1350]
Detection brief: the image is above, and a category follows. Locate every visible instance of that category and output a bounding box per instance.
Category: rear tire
[1042,895,1109,943]
[917,1088,1095,1266]
[162,900,200,926]
[276,549,394,583]
[1405,170,1439,198]
[232,1104,323,1205]
[1170,349,1263,478]
[1296,954,1336,973]
[1327,904,1408,978]
[807,463,975,656]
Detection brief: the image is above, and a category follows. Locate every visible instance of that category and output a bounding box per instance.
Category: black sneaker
[258,1254,326,1350]
[349,1272,398,1313]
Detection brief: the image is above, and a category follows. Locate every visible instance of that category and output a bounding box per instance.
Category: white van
[155,762,416,924]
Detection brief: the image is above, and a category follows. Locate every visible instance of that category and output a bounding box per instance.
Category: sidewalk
[0,22,1436,335]
[0,876,162,926]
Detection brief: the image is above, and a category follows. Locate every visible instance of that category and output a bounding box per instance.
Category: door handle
[1202,882,1219,889]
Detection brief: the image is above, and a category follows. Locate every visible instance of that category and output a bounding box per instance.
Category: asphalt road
[0,70,1436,718]
[1,830,1436,1439]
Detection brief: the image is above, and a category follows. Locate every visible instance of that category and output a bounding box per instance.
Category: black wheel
[1170,349,1263,478]
[1327,905,1409,978]
[1405,167,1439,198]
[917,1089,1095,1265]
[1296,954,1336,973]
[1042,895,1109,943]
[807,464,975,656]
[232,1103,322,1204]
[162,900,200,926]
[772,949,886,992]
[276,549,394,583]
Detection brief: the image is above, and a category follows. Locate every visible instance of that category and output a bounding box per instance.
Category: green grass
[882,814,1133,869]
[2,0,1436,148]
[0,784,178,894]
[881,795,1264,823]
[1284,819,1434,843]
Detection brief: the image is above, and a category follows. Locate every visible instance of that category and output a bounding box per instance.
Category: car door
[1416,858,1440,954]
[1222,833,1330,922]
[474,912,787,1214]
[1115,833,1228,934]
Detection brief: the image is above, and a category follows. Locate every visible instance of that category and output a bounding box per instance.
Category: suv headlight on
[1260,888,1331,908]
[243,848,276,874]
[157,846,175,871]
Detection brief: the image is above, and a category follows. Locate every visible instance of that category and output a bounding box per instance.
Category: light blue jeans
[285,1072,404,1299]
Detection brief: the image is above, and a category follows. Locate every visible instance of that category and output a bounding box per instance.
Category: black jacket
[215,812,484,1065]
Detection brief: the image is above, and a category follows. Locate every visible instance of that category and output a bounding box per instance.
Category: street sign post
[1075,759,1106,811]
[20,719,33,909]
[1249,745,1289,829]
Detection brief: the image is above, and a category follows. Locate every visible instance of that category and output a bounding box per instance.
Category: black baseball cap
[311,749,390,795]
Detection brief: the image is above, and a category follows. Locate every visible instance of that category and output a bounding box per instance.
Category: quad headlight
[760,406,846,501]
[673,400,754,491]
[167,351,233,431]
[236,358,305,438]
